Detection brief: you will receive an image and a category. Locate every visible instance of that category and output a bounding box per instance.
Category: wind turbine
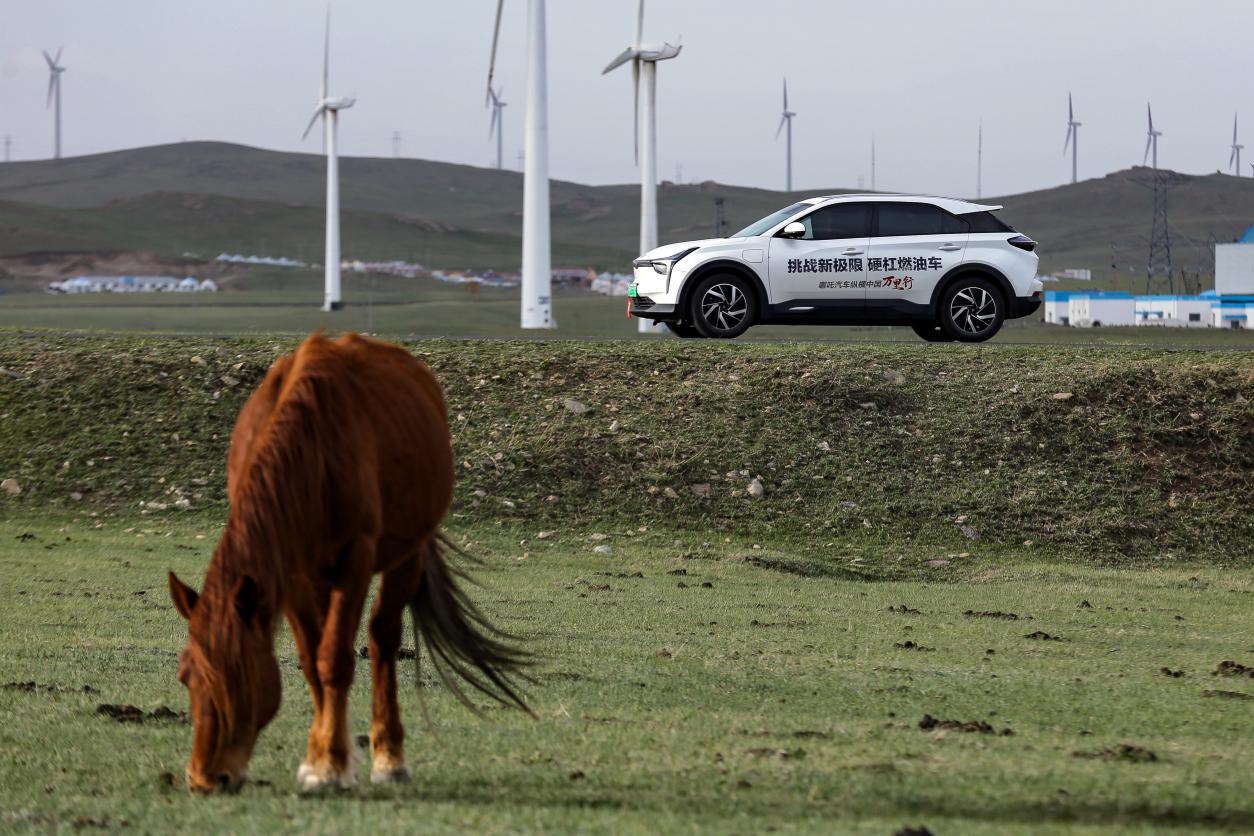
[488,0,554,329]
[1063,93,1080,185]
[1230,114,1244,176]
[602,0,682,334]
[301,8,355,312]
[1144,103,1162,169]
[977,120,983,199]
[776,78,795,192]
[43,49,65,159]
[870,135,876,191]
[488,86,507,170]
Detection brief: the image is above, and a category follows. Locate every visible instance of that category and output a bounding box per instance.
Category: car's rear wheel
[910,323,952,342]
[689,274,757,339]
[939,278,1004,342]
[667,322,703,339]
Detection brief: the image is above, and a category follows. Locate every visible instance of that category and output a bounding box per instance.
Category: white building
[1216,240,1254,297]
[1135,295,1213,327]
[1066,291,1135,327]
[1211,298,1254,329]
[1043,290,1076,325]
[48,275,217,294]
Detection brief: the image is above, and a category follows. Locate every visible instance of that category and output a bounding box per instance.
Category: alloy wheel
[701,283,747,331]
[949,286,998,335]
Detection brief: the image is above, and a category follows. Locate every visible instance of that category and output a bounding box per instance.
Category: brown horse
[167,333,528,793]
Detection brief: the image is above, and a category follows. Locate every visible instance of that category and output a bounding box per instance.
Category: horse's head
[168,571,281,794]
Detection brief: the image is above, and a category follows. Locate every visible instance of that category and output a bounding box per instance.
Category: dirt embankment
[0,336,1251,559]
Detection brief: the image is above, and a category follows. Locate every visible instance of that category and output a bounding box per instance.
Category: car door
[865,202,969,308]
[767,202,871,310]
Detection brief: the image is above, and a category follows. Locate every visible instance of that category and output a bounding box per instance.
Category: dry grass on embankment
[0,334,1250,562]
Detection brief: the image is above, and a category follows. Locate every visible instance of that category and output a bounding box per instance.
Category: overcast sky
[3,0,1253,198]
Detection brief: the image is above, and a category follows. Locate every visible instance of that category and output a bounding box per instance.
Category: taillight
[1008,235,1037,252]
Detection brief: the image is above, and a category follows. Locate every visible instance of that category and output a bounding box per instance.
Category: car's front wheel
[938,278,1004,342]
[689,274,757,339]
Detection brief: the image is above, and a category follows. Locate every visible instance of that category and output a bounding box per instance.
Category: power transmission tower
[392,131,401,158]
[1135,170,1185,294]
[713,197,726,237]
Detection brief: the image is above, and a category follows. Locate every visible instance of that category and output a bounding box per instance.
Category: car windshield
[731,202,811,238]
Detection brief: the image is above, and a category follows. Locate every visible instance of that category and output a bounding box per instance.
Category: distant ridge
[2,142,1254,281]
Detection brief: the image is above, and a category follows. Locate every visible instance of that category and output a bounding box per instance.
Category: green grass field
[0,514,1251,834]
[0,334,1251,833]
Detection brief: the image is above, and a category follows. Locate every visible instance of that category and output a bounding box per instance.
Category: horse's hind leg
[301,540,375,791]
[368,560,420,783]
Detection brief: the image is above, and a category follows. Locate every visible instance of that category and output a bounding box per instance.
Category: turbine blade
[636,0,644,45]
[1144,134,1152,166]
[776,115,786,140]
[1063,124,1071,155]
[1235,113,1239,144]
[1147,102,1153,132]
[632,58,640,166]
[1068,92,1073,122]
[602,46,637,74]
[302,106,325,141]
[42,50,55,68]
[54,46,63,64]
[46,73,55,108]
[489,104,499,139]
[783,77,788,111]
[322,6,331,100]
[487,0,504,106]
[1231,146,1237,168]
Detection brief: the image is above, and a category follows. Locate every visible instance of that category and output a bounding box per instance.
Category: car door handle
[841,249,865,256]
[938,244,962,252]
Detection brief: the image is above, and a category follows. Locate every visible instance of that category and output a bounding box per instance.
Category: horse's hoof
[370,765,410,784]
[297,761,357,792]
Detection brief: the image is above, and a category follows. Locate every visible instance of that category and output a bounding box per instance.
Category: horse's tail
[409,533,533,716]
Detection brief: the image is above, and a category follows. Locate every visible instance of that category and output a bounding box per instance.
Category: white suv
[627,194,1043,341]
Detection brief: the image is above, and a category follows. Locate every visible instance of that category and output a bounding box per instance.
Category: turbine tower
[1230,114,1244,176]
[489,0,554,329]
[43,49,65,159]
[1063,93,1080,185]
[776,78,795,192]
[488,86,507,170]
[1144,103,1162,169]
[301,8,355,312]
[870,135,876,191]
[602,0,682,334]
[977,120,983,199]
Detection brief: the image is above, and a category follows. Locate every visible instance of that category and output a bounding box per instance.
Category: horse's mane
[196,336,358,714]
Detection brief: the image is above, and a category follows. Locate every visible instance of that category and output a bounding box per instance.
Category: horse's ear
[168,571,199,620]
[232,575,261,625]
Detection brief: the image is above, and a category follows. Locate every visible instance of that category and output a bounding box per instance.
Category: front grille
[632,295,655,310]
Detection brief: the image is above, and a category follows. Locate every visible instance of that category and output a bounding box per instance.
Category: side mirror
[779,222,806,239]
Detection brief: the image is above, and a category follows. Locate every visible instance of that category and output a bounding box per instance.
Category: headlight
[639,247,700,277]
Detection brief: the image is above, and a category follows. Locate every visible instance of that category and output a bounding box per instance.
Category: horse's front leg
[300,543,374,791]
[369,561,420,783]
[286,583,327,788]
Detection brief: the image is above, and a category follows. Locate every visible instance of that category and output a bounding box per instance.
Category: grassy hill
[2,141,1254,281]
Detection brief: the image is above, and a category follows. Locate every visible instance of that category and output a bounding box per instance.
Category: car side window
[941,211,969,235]
[800,203,871,240]
[874,203,948,237]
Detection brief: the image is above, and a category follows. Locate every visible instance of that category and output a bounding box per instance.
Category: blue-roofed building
[1134,295,1214,328]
